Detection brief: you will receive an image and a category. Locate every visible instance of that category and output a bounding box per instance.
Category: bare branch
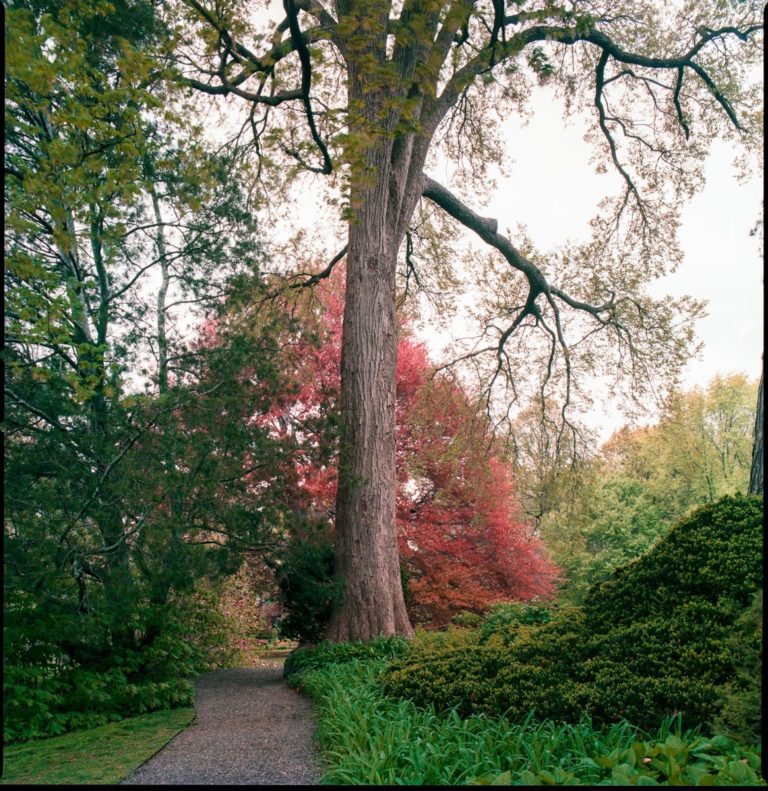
[593,49,646,222]
[429,20,762,138]
[287,244,348,289]
[284,0,333,173]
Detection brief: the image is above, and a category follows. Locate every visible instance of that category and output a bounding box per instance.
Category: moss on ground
[0,707,194,785]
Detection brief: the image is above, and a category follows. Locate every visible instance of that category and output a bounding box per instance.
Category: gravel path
[122,666,321,785]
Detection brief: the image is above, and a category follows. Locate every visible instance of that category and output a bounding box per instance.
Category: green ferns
[384,495,763,739]
[3,589,238,743]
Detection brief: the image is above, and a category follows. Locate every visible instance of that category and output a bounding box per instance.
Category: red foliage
[274,268,560,626]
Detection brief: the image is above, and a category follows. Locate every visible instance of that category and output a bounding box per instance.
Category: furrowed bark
[326,15,415,639]
[748,357,763,495]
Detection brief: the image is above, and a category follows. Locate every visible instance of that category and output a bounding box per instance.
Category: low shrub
[283,635,410,679]
[482,601,551,629]
[385,611,588,722]
[478,601,552,643]
[291,657,764,785]
[384,495,763,735]
[3,661,194,744]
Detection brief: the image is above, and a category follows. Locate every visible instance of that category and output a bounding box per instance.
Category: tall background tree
[520,373,760,602]
[3,0,301,740]
[175,0,763,640]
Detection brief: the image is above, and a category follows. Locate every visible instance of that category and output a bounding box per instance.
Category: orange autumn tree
[277,270,559,627]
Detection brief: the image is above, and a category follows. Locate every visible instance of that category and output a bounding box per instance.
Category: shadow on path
[122,666,321,785]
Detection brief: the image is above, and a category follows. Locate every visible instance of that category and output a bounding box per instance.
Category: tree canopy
[170,0,762,640]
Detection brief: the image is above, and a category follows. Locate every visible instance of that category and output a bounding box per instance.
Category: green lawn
[1,708,194,785]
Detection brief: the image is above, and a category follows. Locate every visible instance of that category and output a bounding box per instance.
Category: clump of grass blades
[293,659,764,786]
[283,635,409,679]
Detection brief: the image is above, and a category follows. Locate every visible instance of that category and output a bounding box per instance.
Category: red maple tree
[271,270,559,626]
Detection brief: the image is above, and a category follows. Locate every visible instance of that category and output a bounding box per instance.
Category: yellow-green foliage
[384,495,763,738]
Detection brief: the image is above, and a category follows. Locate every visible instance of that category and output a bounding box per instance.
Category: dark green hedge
[383,495,763,738]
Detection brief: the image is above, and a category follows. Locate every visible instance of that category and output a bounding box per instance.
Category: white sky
[466,90,764,438]
[485,97,763,391]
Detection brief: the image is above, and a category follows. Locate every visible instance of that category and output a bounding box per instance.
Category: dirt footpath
[121,666,321,785]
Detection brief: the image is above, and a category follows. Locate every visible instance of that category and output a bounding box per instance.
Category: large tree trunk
[325,157,415,639]
[748,357,763,494]
[325,28,416,640]
[326,217,413,641]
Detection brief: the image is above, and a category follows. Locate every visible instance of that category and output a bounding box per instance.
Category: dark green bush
[274,526,344,644]
[583,494,763,631]
[384,495,763,736]
[2,588,233,744]
[713,590,763,744]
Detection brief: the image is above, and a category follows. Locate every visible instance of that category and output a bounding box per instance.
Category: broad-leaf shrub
[384,495,763,736]
[3,589,234,743]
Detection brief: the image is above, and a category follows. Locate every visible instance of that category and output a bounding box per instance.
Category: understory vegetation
[285,495,764,785]
[4,1,763,784]
[289,659,761,786]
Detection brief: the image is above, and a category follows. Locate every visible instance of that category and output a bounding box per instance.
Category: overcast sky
[482,91,764,390]
[460,88,764,437]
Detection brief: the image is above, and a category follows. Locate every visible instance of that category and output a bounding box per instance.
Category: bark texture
[326,33,416,640]
[328,233,413,640]
[748,359,763,495]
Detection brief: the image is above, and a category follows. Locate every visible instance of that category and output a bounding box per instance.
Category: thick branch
[422,175,547,295]
[284,0,333,173]
[180,0,334,103]
[430,21,761,134]
[422,175,621,394]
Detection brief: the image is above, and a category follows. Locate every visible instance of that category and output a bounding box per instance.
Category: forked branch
[422,174,624,428]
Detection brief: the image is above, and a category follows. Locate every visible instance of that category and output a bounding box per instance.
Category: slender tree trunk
[748,357,763,494]
[150,183,170,394]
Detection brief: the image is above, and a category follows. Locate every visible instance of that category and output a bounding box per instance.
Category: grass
[291,659,764,785]
[0,707,194,785]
